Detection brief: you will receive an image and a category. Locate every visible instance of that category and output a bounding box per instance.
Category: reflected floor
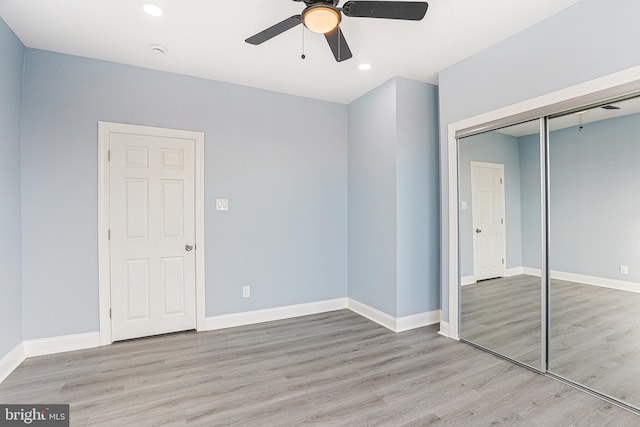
[461,275,542,368]
[461,274,640,409]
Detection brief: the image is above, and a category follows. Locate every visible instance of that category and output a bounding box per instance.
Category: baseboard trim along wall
[205,298,349,331]
[438,321,451,339]
[461,267,524,287]
[461,267,640,295]
[520,268,640,294]
[347,299,441,333]
[23,332,101,358]
[0,333,101,383]
[0,343,25,383]
[347,299,397,331]
[460,275,476,286]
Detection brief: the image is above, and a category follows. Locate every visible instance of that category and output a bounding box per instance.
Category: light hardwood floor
[1,309,638,426]
[461,274,640,411]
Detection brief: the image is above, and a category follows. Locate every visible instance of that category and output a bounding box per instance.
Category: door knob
[185,244,194,251]
[475,229,482,233]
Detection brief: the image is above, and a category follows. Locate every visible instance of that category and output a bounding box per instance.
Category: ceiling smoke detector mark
[141,3,163,17]
[150,44,168,55]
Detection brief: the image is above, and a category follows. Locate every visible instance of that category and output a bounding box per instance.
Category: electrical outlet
[216,199,229,211]
[242,285,251,298]
[620,265,629,275]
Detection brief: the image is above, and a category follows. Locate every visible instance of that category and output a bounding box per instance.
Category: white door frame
[444,65,640,341]
[470,161,506,281]
[98,121,206,346]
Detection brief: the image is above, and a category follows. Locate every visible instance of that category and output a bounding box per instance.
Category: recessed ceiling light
[358,63,372,71]
[150,44,168,54]
[142,3,163,17]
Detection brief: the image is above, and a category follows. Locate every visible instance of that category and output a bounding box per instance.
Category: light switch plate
[216,199,229,211]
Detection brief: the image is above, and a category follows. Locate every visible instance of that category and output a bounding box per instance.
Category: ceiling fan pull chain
[301,24,306,60]
[338,27,341,61]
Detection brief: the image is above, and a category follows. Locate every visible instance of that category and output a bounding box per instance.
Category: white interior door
[471,161,506,281]
[109,131,196,341]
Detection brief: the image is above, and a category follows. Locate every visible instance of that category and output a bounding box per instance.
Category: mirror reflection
[548,96,640,409]
[458,120,542,369]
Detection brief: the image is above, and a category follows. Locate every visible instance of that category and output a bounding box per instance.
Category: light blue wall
[348,77,439,317]
[439,0,640,321]
[458,132,522,276]
[348,79,398,315]
[518,134,541,270]
[0,18,24,358]
[548,113,640,283]
[20,49,348,339]
[395,78,439,316]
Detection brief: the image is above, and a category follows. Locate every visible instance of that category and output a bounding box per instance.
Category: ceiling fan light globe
[303,6,341,34]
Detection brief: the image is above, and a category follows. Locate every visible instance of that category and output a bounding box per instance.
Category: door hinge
[108,150,111,161]
[501,218,504,225]
[108,229,111,240]
[109,308,112,319]
[502,258,505,265]
[499,178,503,184]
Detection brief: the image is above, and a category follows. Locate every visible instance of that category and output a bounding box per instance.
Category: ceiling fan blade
[342,1,428,20]
[324,27,353,62]
[245,15,302,45]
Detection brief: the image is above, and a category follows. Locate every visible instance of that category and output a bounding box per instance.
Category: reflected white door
[471,161,506,281]
[109,131,196,341]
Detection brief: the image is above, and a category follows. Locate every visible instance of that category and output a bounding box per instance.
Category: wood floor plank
[0,309,638,426]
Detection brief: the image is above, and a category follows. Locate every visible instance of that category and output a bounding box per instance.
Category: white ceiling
[0,0,580,104]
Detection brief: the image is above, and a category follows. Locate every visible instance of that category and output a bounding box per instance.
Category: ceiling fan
[245,0,429,62]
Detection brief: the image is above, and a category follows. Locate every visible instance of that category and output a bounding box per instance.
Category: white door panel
[109,132,196,341]
[471,162,506,281]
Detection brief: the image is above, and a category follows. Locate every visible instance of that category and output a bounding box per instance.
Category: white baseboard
[522,267,541,277]
[552,270,640,294]
[205,298,348,331]
[347,299,441,333]
[396,309,441,332]
[347,299,397,331]
[0,343,25,383]
[462,267,522,287]
[438,321,451,338]
[505,267,524,277]
[520,267,640,294]
[23,332,100,358]
[461,275,476,286]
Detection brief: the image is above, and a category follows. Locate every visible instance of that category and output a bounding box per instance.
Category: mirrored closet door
[548,96,640,409]
[458,119,544,371]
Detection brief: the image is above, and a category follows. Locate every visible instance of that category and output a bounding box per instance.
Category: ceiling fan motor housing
[303,4,342,33]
